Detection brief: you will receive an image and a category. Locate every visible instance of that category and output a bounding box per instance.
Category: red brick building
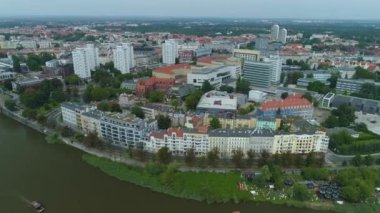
[136,77,175,97]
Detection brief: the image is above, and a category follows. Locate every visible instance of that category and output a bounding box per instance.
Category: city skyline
[1,0,380,20]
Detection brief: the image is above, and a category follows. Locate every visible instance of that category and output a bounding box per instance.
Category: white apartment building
[272,131,329,154]
[72,44,99,79]
[271,24,280,41]
[61,102,96,129]
[100,113,157,148]
[81,110,104,136]
[278,28,288,44]
[265,55,282,84]
[162,39,178,65]
[209,128,274,158]
[187,65,238,88]
[146,128,208,156]
[113,43,135,74]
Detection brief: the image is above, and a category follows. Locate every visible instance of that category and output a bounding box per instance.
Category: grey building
[100,113,157,148]
[255,34,269,51]
[331,95,380,115]
[243,61,272,88]
[336,79,364,94]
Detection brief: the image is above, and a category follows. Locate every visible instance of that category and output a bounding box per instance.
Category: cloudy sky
[1,0,379,20]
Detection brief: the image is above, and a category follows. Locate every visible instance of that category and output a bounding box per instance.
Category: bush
[293,184,313,201]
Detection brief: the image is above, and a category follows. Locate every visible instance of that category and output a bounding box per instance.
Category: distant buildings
[279,28,288,44]
[187,66,238,89]
[152,63,191,79]
[72,44,99,79]
[259,94,314,119]
[271,24,280,41]
[113,43,135,74]
[233,49,260,62]
[255,34,270,50]
[196,90,238,113]
[336,79,364,94]
[203,114,281,131]
[162,39,178,65]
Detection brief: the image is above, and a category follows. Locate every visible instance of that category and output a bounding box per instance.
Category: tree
[22,108,37,120]
[83,132,103,148]
[305,152,318,167]
[65,74,80,85]
[258,150,270,167]
[280,151,293,167]
[219,85,234,93]
[3,80,13,91]
[281,92,288,99]
[209,117,221,129]
[293,184,313,201]
[236,78,251,94]
[61,126,74,137]
[351,155,363,167]
[302,92,313,103]
[231,149,245,168]
[207,147,220,167]
[51,90,67,103]
[12,55,21,72]
[157,115,171,129]
[185,90,202,110]
[4,99,16,111]
[201,80,214,93]
[184,148,196,166]
[256,165,272,187]
[246,149,255,168]
[307,81,330,94]
[363,155,374,166]
[156,147,172,164]
[171,99,179,111]
[160,163,178,186]
[147,91,165,103]
[131,106,145,119]
[97,101,110,112]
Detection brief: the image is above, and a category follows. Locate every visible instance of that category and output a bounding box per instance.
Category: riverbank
[82,154,342,212]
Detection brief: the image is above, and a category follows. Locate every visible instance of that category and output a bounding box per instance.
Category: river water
[0,114,326,213]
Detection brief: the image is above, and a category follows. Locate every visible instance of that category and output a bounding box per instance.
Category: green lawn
[82,154,250,203]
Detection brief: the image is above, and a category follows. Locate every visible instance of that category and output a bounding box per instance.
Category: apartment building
[146,127,208,156]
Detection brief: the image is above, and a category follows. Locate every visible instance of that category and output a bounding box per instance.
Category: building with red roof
[259,94,314,119]
[152,63,191,79]
[136,77,175,97]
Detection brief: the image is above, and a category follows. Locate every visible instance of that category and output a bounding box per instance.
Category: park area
[82,154,380,212]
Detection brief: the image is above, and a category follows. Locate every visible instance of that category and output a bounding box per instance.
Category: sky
[1,0,379,20]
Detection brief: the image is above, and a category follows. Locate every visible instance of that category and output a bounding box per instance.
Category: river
[0,114,326,213]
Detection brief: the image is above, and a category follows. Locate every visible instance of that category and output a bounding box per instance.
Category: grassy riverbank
[82,154,251,203]
[82,154,380,213]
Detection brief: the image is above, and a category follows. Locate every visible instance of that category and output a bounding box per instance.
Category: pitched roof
[153,64,190,75]
[261,94,312,111]
[167,127,184,137]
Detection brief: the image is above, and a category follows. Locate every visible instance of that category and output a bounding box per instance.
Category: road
[325,150,380,165]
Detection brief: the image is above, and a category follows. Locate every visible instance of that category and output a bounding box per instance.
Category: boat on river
[31,201,45,213]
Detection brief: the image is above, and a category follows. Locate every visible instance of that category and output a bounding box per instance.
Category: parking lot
[355,112,380,134]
